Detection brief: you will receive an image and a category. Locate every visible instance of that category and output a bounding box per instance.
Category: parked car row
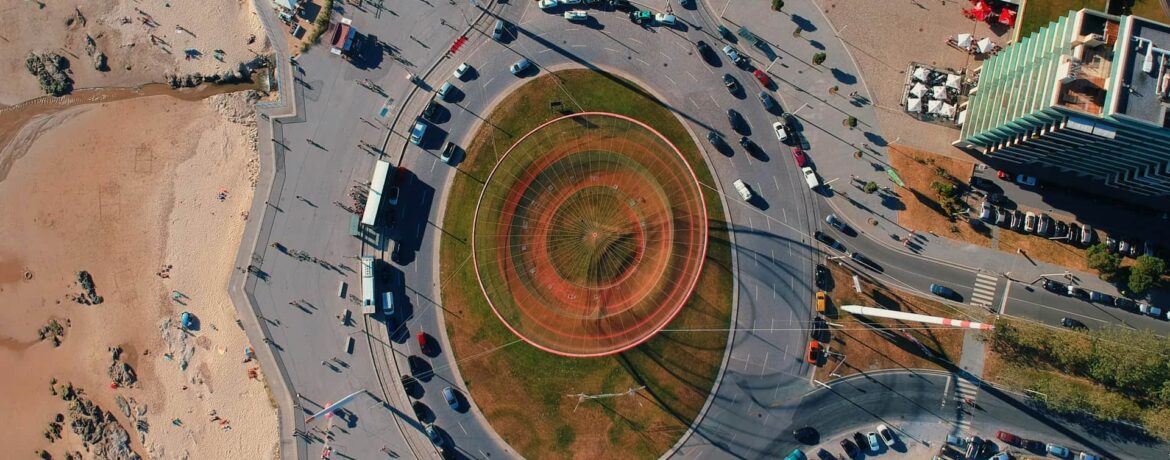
[1042,278,1164,319]
[979,203,1096,246]
[992,430,1101,460]
[787,424,898,460]
[1104,234,1159,259]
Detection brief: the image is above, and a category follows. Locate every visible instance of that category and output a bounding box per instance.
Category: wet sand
[0,92,276,459]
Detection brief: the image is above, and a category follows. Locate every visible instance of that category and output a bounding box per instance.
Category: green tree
[812,52,827,65]
[863,181,878,194]
[1086,243,1122,281]
[1129,255,1166,293]
[772,0,785,11]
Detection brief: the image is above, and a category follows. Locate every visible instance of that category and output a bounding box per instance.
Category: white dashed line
[663,74,677,86]
[604,48,620,53]
[659,51,671,61]
[628,37,644,46]
[686,71,698,82]
[635,57,650,66]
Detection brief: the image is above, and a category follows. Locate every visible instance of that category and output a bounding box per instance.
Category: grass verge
[814,263,969,382]
[439,69,732,459]
[889,145,986,247]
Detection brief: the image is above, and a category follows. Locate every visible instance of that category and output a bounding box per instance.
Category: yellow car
[815,291,827,313]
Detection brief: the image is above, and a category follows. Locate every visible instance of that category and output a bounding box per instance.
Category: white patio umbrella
[913,67,930,81]
[977,37,995,54]
[946,74,962,89]
[910,83,928,97]
[939,103,956,118]
[956,33,973,49]
[907,97,922,112]
[933,85,949,99]
[928,99,943,114]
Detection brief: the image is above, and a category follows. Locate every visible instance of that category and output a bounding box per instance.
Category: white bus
[360,256,376,314]
[361,160,391,226]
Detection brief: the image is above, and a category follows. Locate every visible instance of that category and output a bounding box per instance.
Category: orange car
[806,340,822,365]
[815,291,827,313]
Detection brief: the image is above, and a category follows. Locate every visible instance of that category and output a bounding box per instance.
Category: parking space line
[663,74,677,86]
[635,57,650,66]
[686,71,698,82]
[659,51,671,61]
[604,48,620,53]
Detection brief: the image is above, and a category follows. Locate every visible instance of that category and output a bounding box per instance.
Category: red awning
[999,8,1017,27]
[972,1,991,21]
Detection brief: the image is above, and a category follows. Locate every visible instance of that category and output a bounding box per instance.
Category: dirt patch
[814,263,971,381]
[889,145,987,246]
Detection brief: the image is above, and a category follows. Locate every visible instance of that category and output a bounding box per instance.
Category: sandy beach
[0,91,276,459]
[0,0,265,105]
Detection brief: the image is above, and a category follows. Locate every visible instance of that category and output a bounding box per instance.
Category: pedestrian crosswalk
[954,378,980,430]
[970,273,999,311]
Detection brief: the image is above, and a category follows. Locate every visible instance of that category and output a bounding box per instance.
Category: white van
[732,179,752,201]
[802,167,820,190]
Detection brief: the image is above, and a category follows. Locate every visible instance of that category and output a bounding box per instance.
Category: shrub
[812,52,826,65]
[844,116,857,129]
[772,0,785,11]
[1129,255,1166,293]
[1086,243,1122,281]
[863,181,879,194]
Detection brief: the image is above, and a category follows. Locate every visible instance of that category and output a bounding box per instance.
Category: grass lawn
[813,263,970,381]
[439,69,732,459]
[889,145,987,247]
[1018,0,1106,39]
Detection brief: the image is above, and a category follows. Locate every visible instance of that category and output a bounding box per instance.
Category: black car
[1060,317,1087,330]
[840,438,859,458]
[1125,239,1141,258]
[610,0,635,12]
[727,109,746,133]
[1067,223,1082,244]
[759,92,778,111]
[814,230,847,253]
[391,239,405,264]
[850,252,882,272]
[815,264,831,290]
[852,432,869,452]
[1011,210,1025,231]
[722,73,739,93]
[696,40,715,64]
[793,426,819,444]
[1115,297,1138,311]
[422,100,440,121]
[1042,278,1066,293]
[812,316,829,343]
[1068,286,1089,299]
[1054,221,1069,239]
[706,131,723,146]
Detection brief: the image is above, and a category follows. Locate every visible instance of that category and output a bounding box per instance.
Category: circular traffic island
[472,112,708,357]
[440,69,732,458]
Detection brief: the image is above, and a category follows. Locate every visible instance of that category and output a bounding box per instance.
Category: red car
[753,69,772,87]
[792,147,807,167]
[417,331,428,350]
[806,340,822,365]
[995,430,1021,446]
[996,170,1009,180]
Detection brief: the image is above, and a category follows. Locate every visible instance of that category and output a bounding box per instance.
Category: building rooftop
[1114,16,1170,128]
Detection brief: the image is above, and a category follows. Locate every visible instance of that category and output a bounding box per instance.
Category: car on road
[442,386,459,410]
[453,62,471,79]
[759,91,778,111]
[564,10,589,21]
[825,214,848,233]
[876,424,895,447]
[416,331,428,350]
[387,186,400,206]
[1067,285,1088,299]
[1140,302,1163,318]
[791,147,807,167]
[440,141,456,164]
[722,73,739,92]
[696,40,715,64]
[793,426,818,444]
[784,449,807,460]
[965,436,985,459]
[539,0,558,9]
[610,0,634,10]
[561,0,581,4]
[1042,278,1066,293]
[1024,211,1037,233]
[812,316,829,342]
[732,179,752,201]
[815,264,830,290]
[492,19,507,40]
[814,231,846,253]
[425,423,447,453]
[806,340,822,365]
[930,283,956,299]
[410,120,427,145]
[1089,290,1113,304]
[839,438,859,458]
[1060,317,1087,330]
[510,58,532,75]
[850,252,882,272]
[1115,297,1138,310]
[654,13,677,26]
[772,121,790,143]
[1046,443,1071,458]
[866,432,881,452]
[727,109,745,132]
[629,10,652,25]
[706,131,723,146]
[995,430,1021,446]
[437,81,454,101]
[422,100,440,121]
[753,69,772,87]
[815,291,827,313]
[738,137,758,153]
[722,45,746,65]
[1016,174,1038,186]
[802,167,819,190]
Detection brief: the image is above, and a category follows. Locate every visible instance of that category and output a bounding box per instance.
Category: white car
[564,10,589,21]
[732,179,752,201]
[772,121,789,143]
[866,432,881,452]
[561,0,581,4]
[876,424,896,447]
[655,13,677,26]
[453,63,471,79]
[539,0,558,9]
[722,45,741,62]
[510,58,532,75]
[802,167,819,190]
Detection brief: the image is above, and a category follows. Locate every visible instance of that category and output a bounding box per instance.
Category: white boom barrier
[840,305,994,330]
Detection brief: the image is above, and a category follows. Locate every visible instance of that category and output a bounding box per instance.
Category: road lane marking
[686,71,698,82]
[659,51,671,61]
[628,37,644,46]
[999,282,1012,315]
[604,48,620,53]
[707,93,720,109]
[760,352,770,376]
[663,74,677,86]
[635,57,650,66]
[570,44,587,49]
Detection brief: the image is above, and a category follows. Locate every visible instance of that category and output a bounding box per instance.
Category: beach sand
[0,0,265,105]
[0,92,276,459]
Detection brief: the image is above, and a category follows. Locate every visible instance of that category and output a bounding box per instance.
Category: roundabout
[472,112,708,357]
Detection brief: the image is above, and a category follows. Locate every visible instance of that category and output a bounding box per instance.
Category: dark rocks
[66,393,140,460]
[94,52,109,72]
[107,346,137,388]
[75,270,103,305]
[37,319,67,346]
[25,52,73,97]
